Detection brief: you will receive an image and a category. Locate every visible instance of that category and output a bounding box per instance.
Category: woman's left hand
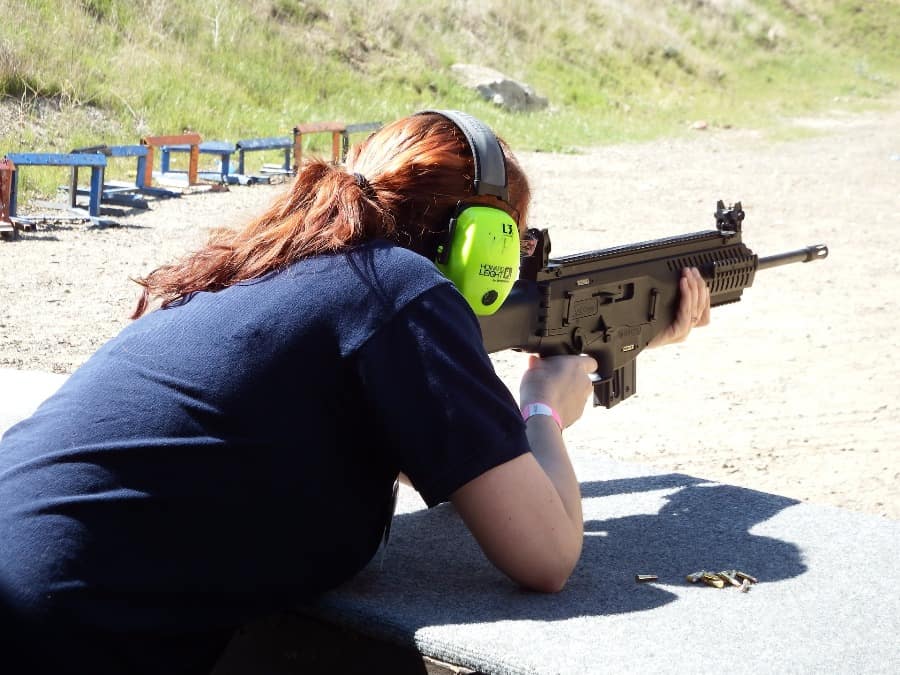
[648,267,711,348]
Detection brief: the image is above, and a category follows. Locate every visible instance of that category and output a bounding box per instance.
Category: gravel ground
[2,103,898,518]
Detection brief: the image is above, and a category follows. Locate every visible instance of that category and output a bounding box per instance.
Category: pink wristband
[521,402,563,431]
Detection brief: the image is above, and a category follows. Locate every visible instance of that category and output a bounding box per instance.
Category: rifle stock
[478,201,829,408]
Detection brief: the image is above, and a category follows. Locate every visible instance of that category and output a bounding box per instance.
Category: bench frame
[292,122,345,172]
[340,122,382,161]
[68,145,161,210]
[160,140,235,181]
[141,133,202,187]
[4,152,107,218]
[235,136,293,176]
[0,158,14,237]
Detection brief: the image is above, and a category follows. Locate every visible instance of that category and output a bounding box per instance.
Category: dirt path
[2,104,898,518]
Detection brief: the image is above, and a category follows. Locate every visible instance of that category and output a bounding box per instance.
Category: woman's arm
[450,354,595,593]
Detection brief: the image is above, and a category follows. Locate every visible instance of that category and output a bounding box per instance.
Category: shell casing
[718,571,742,587]
[635,574,659,583]
[739,578,752,593]
[686,571,706,583]
[701,573,726,588]
[735,571,759,584]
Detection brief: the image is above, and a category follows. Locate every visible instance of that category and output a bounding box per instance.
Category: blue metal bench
[341,122,382,160]
[68,145,170,210]
[160,140,235,181]
[5,152,107,218]
[234,136,293,176]
[71,144,181,201]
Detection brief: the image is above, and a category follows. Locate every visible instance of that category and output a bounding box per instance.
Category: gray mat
[303,462,900,674]
[2,370,898,673]
[0,368,68,436]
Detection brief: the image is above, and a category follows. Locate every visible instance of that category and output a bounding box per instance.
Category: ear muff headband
[417,110,519,316]
[418,109,509,202]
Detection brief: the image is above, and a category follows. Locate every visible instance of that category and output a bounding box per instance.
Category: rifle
[478,201,829,408]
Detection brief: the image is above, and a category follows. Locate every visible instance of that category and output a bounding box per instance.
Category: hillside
[1,0,898,184]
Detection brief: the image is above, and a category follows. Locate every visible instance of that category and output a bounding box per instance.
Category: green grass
[1,0,898,197]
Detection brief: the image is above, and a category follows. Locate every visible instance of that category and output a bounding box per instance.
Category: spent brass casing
[701,573,726,588]
[735,571,759,584]
[718,571,742,587]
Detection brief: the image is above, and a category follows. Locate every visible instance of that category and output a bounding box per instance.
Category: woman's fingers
[649,268,711,348]
[580,354,598,374]
[686,268,711,327]
[684,268,711,330]
[520,354,597,428]
[680,273,696,335]
[694,268,711,326]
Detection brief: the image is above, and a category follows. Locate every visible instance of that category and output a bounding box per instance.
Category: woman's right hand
[519,354,597,429]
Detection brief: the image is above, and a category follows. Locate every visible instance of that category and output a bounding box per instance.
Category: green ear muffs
[417,109,519,316]
[435,205,520,316]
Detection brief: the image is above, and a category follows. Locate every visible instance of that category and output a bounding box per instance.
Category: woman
[0,111,710,674]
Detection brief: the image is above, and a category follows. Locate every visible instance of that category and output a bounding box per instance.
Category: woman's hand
[648,267,711,349]
[519,354,597,429]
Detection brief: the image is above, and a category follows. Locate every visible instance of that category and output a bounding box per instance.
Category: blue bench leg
[220,155,231,177]
[89,166,103,217]
[135,156,147,189]
[161,149,171,174]
[70,167,80,208]
[9,169,18,218]
[283,148,291,172]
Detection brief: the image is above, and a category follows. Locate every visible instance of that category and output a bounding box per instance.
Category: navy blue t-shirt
[0,241,529,673]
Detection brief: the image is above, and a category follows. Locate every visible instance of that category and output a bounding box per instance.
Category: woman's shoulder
[343,240,451,305]
[357,239,442,271]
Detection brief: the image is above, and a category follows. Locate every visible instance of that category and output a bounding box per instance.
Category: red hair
[131,113,531,318]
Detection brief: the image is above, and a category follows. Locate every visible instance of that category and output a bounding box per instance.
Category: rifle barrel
[758,244,828,270]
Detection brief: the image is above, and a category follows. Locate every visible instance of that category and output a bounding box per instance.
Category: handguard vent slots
[666,245,757,301]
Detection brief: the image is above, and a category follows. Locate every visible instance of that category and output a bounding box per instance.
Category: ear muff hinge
[435,217,458,265]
